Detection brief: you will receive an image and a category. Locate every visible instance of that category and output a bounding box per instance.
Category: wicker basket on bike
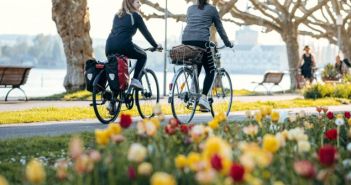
[169,44,206,65]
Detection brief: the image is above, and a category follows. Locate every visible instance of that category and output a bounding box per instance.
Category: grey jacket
[182,4,231,46]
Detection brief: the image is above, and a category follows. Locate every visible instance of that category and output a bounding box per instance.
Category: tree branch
[296,0,328,25]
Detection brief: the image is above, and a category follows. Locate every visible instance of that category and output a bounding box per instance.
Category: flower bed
[1,106,351,185]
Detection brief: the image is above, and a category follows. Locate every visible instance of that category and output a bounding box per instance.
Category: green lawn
[0,132,95,185]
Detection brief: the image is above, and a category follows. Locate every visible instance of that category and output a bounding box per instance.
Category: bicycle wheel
[170,68,198,123]
[210,68,233,117]
[92,71,121,124]
[135,68,159,118]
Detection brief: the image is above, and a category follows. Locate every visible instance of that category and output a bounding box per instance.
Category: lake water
[0,68,294,98]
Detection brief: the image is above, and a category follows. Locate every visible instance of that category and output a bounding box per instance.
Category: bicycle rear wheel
[209,68,233,117]
[135,68,159,118]
[92,71,121,124]
[170,68,198,124]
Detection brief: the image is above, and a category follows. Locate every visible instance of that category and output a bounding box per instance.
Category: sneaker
[106,101,115,115]
[198,97,211,112]
[130,78,143,90]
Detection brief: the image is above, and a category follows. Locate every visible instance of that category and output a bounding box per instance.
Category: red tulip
[293,160,316,179]
[169,118,179,128]
[324,129,337,140]
[120,114,132,128]
[229,163,245,182]
[345,112,351,119]
[164,124,176,135]
[180,124,189,134]
[318,145,337,166]
[326,112,334,120]
[210,154,223,171]
[128,166,136,180]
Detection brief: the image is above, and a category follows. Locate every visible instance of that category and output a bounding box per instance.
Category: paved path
[1,104,351,140]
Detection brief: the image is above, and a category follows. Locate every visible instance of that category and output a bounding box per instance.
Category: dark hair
[198,0,208,10]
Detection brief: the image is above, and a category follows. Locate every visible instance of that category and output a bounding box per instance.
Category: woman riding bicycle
[105,0,162,90]
[182,0,233,111]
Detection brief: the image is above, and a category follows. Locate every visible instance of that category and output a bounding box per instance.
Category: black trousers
[106,41,146,79]
[182,40,214,95]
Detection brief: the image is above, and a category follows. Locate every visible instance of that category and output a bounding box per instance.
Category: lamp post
[336,14,342,54]
[163,0,168,96]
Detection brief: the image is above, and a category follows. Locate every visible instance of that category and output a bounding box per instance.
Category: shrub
[304,83,351,99]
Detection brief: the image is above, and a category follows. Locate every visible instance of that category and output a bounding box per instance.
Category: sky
[0,0,286,45]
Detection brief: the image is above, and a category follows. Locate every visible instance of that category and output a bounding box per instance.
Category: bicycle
[91,47,162,124]
[168,42,233,124]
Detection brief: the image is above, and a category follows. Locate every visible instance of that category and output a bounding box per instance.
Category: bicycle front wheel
[170,68,198,124]
[135,68,160,118]
[210,68,233,117]
[92,71,121,124]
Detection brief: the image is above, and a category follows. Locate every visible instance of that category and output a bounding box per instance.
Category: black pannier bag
[105,55,129,93]
[84,59,107,92]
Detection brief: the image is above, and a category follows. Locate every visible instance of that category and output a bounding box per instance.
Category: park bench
[252,71,285,94]
[0,66,32,101]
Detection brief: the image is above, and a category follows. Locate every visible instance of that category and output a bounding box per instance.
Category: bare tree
[300,0,351,60]
[229,0,328,89]
[52,0,93,92]
[141,0,328,89]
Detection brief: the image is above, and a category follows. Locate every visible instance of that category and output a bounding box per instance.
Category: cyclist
[182,0,233,111]
[105,0,162,90]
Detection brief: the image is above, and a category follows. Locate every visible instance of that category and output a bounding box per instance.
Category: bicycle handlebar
[144,47,163,52]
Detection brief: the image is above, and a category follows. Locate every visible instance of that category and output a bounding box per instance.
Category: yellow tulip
[255,111,262,123]
[138,162,153,176]
[266,106,273,115]
[215,112,227,122]
[208,119,219,129]
[187,152,201,171]
[0,175,9,185]
[26,159,46,184]
[95,129,110,146]
[150,117,161,129]
[175,155,187,169]
[262,134,279,153]
[271,111,280,123]
[348,118,351,126]
[150,172,176,185]
[337,113,343,119]
[107,123,122,136]
[260,106,268,117]
[273,181,285,185]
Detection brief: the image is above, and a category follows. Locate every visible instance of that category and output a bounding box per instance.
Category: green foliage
[304,83,351,99]
[322,63,340,80]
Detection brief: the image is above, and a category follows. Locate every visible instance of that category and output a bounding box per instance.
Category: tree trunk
[282,27,300,90]
[52,0,93,92]
[341,31,351,61]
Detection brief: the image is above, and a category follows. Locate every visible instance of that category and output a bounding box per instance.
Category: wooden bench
[0,66,32,101]
[252,71,285,94]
